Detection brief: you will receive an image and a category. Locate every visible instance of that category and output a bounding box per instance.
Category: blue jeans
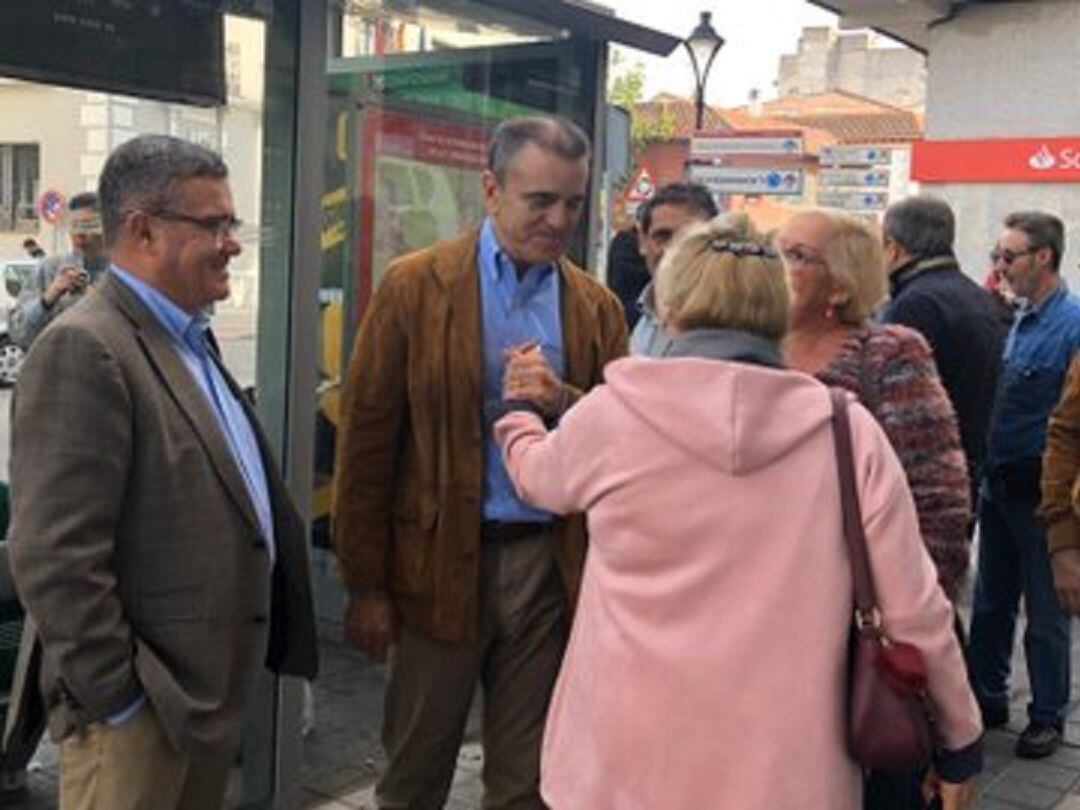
[969,487,1071,727]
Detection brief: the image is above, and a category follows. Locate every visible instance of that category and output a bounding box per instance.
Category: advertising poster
[355,107,491,311]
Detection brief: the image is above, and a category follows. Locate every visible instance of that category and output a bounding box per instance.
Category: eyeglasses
[779,245,827,269]
[990,247,1035,266]
[153,210,243,243]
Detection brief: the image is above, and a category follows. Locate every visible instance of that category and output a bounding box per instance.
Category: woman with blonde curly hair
[778,209,976,810]
[779,209,971,601]
[495,214,981,809]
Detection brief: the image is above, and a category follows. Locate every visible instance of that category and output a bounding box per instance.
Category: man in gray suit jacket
[7,134,317,809]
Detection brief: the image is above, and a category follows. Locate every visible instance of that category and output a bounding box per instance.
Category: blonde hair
[816,211,888,325]
[655,213,789,343]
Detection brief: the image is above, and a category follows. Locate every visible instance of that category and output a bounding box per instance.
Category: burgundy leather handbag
[830,389,935,770]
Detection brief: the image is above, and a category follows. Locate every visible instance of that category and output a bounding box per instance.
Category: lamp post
[683,11,725,132]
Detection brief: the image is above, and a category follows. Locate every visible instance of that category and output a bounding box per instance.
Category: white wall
[0,16,266,325]
[0,82,87,258]
[924,0,1080,284]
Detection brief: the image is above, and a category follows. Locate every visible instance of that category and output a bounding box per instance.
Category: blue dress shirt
[986,282,1080,468]
[110,265,275,558]
[478,219,564,523]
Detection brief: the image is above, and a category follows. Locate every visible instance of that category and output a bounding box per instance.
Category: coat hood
[603,356,835,476]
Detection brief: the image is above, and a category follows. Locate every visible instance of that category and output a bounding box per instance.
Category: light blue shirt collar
[479,219,556,285]
[109,264,210,349]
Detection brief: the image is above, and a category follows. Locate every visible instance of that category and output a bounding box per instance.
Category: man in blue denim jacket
[970,211,1080,759]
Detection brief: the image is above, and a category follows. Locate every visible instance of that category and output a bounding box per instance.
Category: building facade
[778,26,926,109]
[0,16,265,318]
[813,0,1080,285]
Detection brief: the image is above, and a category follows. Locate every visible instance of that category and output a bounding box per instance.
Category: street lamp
[683,11,725,132]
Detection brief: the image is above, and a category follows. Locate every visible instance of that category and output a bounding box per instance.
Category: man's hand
[503,342,566,416]
[343,592,399,663]
[922,769,976,810]
[1052,548,1080,614]
[43,265,87,307]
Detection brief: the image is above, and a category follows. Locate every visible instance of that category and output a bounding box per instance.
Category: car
[0,260,34,387]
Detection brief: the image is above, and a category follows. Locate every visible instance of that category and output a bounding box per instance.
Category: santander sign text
[912,137,1080,183]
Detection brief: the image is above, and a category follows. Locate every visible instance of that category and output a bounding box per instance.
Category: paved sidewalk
[302,711,1080,810]
[300,623,1080,810]
[307,744,484,810]
[12,617,1080,809]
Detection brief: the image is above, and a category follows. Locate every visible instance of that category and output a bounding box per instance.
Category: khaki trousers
[377,530,567,810]
[59,706,233,810]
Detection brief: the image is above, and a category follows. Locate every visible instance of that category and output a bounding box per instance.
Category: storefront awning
[810,0,1037,53]
[807,0,950,53]
[479,0,682,56]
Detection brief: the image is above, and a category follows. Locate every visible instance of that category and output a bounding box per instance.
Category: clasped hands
[502,340,567,417]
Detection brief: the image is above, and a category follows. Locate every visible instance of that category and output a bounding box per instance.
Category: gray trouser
[377,529,567,810]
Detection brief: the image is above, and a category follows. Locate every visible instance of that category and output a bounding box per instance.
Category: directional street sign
[689,165,804,196]
[816,189,889,212]
[819,168,890,187]
[820,145,892,167]
[691,134,804,159]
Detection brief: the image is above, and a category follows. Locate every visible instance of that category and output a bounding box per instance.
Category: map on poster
[360,108,491,293]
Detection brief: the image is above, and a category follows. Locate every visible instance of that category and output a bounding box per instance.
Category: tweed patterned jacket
[817,323,972,599]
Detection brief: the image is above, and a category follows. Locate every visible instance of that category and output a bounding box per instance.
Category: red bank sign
[912,137,1080,183]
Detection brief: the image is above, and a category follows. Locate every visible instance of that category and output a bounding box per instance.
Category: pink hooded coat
[495,355,981,810]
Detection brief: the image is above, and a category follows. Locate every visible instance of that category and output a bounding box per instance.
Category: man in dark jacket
[606,224,650,329]
[880,195,1011,510]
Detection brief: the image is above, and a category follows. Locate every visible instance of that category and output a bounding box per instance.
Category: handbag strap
[829,388,879,624]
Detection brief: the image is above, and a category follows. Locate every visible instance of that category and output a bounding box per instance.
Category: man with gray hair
[334,116,626,808]
[8,134,317,808]
[880,194,1009,512]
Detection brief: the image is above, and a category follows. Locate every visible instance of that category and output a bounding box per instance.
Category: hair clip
[708,239,778,259]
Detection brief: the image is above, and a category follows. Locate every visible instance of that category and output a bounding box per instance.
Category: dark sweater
[881,257,1011,494]
[606,228,650,329]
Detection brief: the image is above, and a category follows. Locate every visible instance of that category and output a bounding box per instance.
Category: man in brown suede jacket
[333,116,627,809]
[1042,353,1080,615]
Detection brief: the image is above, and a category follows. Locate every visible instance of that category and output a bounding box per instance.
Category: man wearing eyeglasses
[10,192,108,349]
[7,134,317,809]
[969,211,1080,760]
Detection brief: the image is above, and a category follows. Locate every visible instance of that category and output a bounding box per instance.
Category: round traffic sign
[38,190,66,224]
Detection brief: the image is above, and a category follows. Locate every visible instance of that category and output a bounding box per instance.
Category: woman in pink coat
[496,216,982,810]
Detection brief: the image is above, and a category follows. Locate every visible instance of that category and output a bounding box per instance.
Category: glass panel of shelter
[302,0,602,801]
[0,12,272,809]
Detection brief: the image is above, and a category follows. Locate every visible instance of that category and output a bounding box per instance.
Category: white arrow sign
[819,168,891,187]
[688,165,804,196]
[691,135,804,158]
[820,145,893,167]
[817,189,889,211]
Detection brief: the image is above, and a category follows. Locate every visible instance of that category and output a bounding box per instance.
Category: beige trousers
[377,530,568,810]
[59,706,232,810]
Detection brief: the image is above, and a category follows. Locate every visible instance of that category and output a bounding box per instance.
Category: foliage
[607,49,677,155]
